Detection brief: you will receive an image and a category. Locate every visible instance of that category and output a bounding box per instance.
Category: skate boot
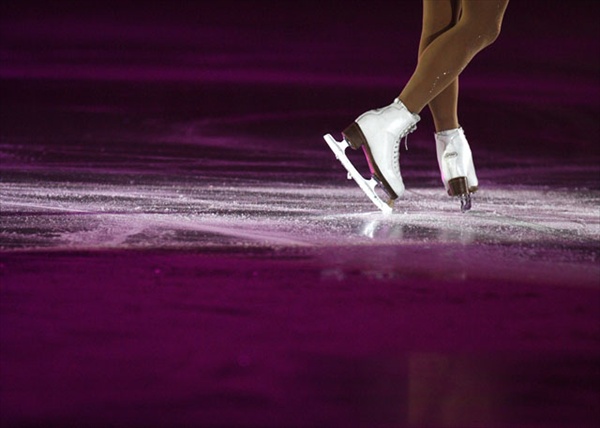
[342,98,420,202]
[435,127,478,212]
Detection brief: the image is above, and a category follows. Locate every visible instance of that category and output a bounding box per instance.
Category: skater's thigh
[420,0,462,53]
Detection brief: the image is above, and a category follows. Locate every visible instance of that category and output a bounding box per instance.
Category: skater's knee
[460,18,503,51]
[478,23,502,48]
[419,1,461,55]
[460,0,508,50]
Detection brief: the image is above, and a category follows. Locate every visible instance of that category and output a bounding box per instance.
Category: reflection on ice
[359,218,476,244]
[289,351,600,428]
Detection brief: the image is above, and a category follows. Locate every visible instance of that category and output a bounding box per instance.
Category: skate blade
[459,193,472,213]
[324,133,393,214]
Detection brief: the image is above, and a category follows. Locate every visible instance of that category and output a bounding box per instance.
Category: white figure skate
[435,127,479,212]
[324,99,420,213]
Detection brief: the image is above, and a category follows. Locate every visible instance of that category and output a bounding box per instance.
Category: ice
[0,179,598,250]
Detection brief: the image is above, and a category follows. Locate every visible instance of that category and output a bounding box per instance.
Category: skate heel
[448,177,472,212]
[447,177,469,197]
[342,122,367,150]
[342,121,399,201]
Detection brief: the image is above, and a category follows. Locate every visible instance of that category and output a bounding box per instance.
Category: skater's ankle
[394,94,423,116]
[394,97,420,116]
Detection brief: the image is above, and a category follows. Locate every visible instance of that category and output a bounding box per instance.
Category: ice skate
[324,99,420,213]
[435,127,478,212]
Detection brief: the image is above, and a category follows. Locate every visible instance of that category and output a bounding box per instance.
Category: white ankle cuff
[436,126,463,137]
[393,97,409,110]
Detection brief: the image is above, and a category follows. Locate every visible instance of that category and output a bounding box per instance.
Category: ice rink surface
[1,1,599,427]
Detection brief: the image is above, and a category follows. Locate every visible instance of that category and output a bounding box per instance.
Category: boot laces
[392,132,411,176]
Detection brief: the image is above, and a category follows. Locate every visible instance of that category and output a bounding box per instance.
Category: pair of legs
[399,0,510,132]
[328,0,510,212]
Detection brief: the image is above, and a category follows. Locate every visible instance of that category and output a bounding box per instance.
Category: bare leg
[399,0,510,115]
[419,0,462,132]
